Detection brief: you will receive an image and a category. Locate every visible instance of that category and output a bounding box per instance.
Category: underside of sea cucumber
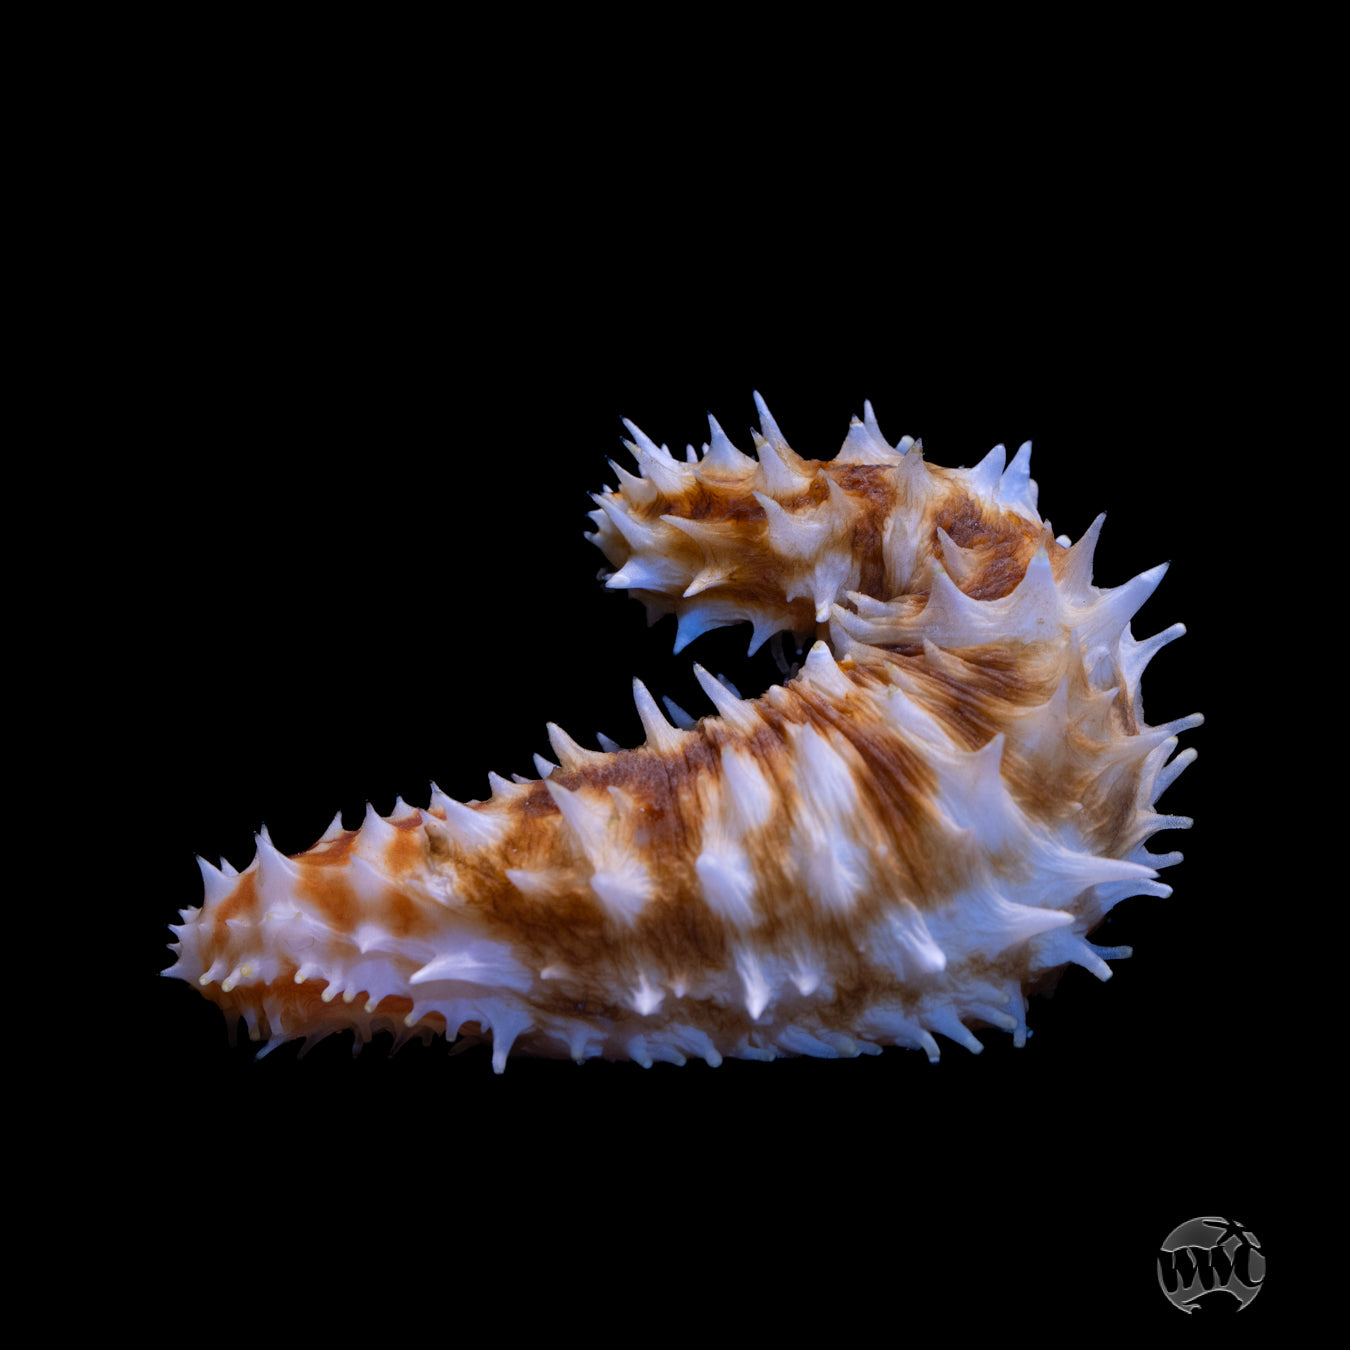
[165,396,1200,1070]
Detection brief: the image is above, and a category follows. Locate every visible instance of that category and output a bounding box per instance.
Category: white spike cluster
[169,396,1199,1071]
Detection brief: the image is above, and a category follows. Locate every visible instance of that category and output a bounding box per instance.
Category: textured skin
[165,397,1200,1070]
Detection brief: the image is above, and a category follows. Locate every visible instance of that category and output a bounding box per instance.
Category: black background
[72,66,1303,1333]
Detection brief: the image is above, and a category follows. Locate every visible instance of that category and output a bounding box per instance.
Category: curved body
[166,397,1199,1070]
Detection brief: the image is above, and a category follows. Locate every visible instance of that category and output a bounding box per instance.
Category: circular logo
[1157,1216,1264,1314]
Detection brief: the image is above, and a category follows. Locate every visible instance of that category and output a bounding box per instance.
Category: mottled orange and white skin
[166,396,1201,1070]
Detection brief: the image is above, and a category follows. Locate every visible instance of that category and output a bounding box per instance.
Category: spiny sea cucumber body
[166,396,1200,1070]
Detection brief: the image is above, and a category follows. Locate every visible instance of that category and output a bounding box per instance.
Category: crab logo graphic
[1157,1216,1265,1314]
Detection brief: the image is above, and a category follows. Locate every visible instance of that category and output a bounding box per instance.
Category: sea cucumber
[165,395,1200,1070]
